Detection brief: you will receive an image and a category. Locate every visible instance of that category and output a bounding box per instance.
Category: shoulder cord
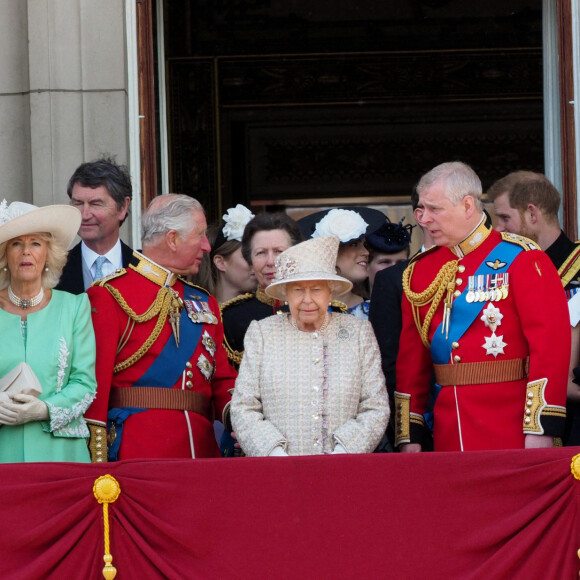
[402,260,459,349]
[103,284,177,374]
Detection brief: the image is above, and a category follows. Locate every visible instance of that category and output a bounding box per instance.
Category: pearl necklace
[8,286,44,309]
[289,312,331,334]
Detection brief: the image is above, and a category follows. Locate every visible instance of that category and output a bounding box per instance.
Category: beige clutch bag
[0,362,43,397]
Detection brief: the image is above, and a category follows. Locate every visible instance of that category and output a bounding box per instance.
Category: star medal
[197,354,214,382]
[482,332,507,358]
[480,303,503,333]
[202,331,216,357]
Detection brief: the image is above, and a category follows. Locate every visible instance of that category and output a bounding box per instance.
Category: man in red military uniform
[395,162,570,452]
[85,194,236,461]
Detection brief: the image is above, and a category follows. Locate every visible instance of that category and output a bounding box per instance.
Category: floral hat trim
[221,204,255,242]
[311,209,368,243]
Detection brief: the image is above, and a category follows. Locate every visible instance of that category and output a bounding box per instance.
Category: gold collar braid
[402,260,459,348]
[103,284,183,374]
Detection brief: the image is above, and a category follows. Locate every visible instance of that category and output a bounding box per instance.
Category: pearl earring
[2,267,6,272]
[44,266,49,272]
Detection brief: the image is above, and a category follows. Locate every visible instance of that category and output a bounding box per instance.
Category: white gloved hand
[0,393,18,425]
[0,394,48,425]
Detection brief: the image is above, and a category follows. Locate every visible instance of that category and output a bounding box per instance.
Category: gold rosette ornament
[93,475,122,580]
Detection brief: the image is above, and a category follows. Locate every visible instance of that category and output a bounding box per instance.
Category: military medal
[466,276,475,303]
[202,330,216,357]
[185,300,219,325]
[482,332,507,358]
[197,354,214,381]
[480,303,503,333]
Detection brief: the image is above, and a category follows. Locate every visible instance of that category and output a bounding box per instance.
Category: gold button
[186,361,192,369]
[458,265,466,273]
[186,371,193,378]
[455,278,463,286]
[454,290,461,298]
[526,400,533,407]
[524,417,531,424]
[527,391,534,399]
[453,355,461,363]
[186,380,193,389]
[525,409,531,416]
[452,342,459,349]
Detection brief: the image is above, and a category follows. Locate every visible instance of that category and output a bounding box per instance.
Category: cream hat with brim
[266,235,352,301]
[0,201,81,249]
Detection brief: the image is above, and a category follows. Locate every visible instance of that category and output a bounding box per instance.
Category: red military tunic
[395,219,569,451]
[85,252,236,460]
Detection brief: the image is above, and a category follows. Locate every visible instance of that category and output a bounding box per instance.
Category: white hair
[416,161,483,210]
[141,194,204,244]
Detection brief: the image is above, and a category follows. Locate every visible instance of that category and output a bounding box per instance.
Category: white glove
[269,445,289,457]
[0,393,17,425]
[0,394,48,425]
[331,443,348,454]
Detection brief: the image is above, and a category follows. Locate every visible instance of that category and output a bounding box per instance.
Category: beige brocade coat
[231,313,389,456]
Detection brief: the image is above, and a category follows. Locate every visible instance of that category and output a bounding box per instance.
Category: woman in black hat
[365,217,413,293]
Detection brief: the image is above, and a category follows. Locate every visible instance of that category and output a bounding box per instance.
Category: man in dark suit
[369,190,435,451]
[56,157,133,294]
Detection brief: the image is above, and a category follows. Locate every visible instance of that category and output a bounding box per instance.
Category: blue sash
[424,241,523,431]
[430,241,522,364]
[108,285,211,460]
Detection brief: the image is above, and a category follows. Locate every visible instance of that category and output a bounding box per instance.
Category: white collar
[81,239,122,268]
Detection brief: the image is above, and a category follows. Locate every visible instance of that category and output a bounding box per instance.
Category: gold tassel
[93,475,122,580]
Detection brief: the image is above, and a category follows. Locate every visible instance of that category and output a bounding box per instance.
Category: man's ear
[166,229,179,251]
[527,203,540,224]
[213,254,227,273]
[463,195,476,219]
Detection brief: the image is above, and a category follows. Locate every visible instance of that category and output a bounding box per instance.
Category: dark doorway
[163,1,543,223]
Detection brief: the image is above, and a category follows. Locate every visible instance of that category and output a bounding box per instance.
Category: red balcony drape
[2,447,580,579]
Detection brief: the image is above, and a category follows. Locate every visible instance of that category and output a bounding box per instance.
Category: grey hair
[416,161,483,210]
[141,194,204,244]
[0,233,68,290]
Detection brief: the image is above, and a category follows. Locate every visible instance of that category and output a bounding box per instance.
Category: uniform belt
[434,357,529,386]
[109,387,212,420]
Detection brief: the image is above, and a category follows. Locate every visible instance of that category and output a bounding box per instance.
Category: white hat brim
[265,272,353,301]
[0,205,81,249]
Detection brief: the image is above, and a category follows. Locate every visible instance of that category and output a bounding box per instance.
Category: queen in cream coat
[231,235,389,456]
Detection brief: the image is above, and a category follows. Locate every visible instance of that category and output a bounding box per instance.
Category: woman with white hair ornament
[0,200,97,462]
[231,235,389,456]
[298,207,385,320]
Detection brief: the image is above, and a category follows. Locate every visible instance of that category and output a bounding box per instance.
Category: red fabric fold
[1,448,579,579]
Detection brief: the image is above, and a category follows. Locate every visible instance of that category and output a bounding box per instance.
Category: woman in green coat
[0,201,96,462]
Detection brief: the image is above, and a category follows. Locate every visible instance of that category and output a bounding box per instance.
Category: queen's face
[6,233,48,287]
[286,279,332,332]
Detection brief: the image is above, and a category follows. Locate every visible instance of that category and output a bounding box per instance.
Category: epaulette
[500,232,540,251]
[408,244,438,265]
[220,292,254,314]
[559,242,580,288]
[330,299,347,312]
[90,268,127,287]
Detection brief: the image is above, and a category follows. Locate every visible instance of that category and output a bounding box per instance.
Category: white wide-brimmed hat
[0,201,81,249]
[266,235,352,301]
